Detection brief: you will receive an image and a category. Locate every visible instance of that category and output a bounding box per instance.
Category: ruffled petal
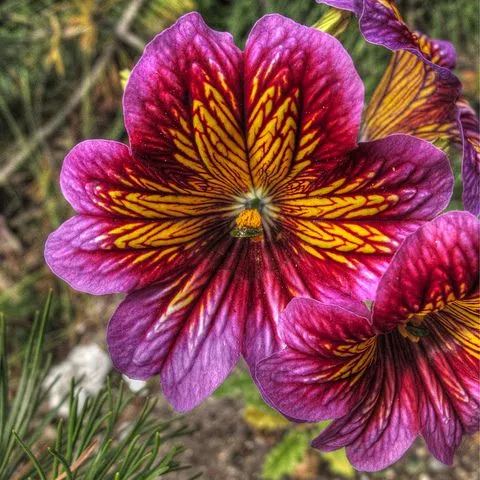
[244,14,364,194]
[256,298,374,422]
[363,45,459,142]
[45,215,224,294]
[276,134,453,299]
[414,314,480,464]
[458,99,480,215]
[318,0,478,214]
[124,12,250,197]
[45,140,230,294]
[373,211,480,332]
[107,238,249,411]
[319,1,458,63]
[313,333,420,472]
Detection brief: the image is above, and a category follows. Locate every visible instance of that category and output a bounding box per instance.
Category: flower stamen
[398,318,429,343]
[232,208,263,239]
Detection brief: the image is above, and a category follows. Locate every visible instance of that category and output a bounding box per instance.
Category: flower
[45,13,453,411]
[256,211,479,471]
[317,0,480,214]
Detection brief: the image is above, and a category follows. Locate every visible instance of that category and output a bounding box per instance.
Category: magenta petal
[275,134,453,303]
[369,211,479,464]
[414,340,479,465]
[318,0,362,13]
[256,298,374,422]
[241,239,371,369]
[373,211,480,332]
[458,100,480,215]
[241,242,286,367]
[312,335,420,472]
[348,135,453,220]
[45,138,229,294]
[123,12,248,195]
[44,214,222,295]
[60,140,152,214]
[463,142,480,216]
[318,0,457,69]
[45,216,163,294]
[244,14,364,172]
[107,239,249,411]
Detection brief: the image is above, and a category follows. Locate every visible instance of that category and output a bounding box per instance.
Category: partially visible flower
[44,344,111,417]
[45,13,453,411]
[318,0,480,215]
[457,99,480,215]
[257,211,479,471]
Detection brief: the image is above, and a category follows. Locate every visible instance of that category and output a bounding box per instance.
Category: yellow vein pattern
[92,186,237,219]
[168,74,250,197]
[326,336,377,384]
[247,78,300,194]
[430,295,480,359]
[284,218,394,268]
[363,50,457,142]
[99,217,222,251]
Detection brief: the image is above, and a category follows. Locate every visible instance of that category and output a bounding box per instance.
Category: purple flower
[318,0,480,215]
[257,211,480,471]
[45,13,453,411]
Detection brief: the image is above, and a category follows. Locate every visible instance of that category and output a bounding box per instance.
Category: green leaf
[313,7,351,36]
[0,296,196,479]
[12,431,48,480]
[214,368,271,409]
[262,430,310,480]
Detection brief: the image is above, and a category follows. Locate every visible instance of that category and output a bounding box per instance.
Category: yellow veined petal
[363,50,458,142]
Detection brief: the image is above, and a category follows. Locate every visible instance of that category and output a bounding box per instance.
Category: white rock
[44,344,111,416]
[429,458,448,472]
[122,374,147,393]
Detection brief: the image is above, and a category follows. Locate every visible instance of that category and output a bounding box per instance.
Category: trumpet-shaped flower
[45,13,453,411]
[257,211,479,471]
[318,0,480,214]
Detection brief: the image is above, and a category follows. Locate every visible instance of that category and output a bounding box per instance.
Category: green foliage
[0,0,195,326]
[0,294,197,479]
[196,0,324,46]
[262,430,310,480]
[216,368,354,479]
[322,450,355,478]
[214,367,288,430]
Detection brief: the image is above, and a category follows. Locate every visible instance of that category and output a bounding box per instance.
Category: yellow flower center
[232,208,263,239]
[236,209,262,230]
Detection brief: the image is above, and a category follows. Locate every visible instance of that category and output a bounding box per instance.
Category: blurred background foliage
[0,1,478,478]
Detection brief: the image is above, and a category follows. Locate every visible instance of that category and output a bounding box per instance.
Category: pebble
[44,343,111,416]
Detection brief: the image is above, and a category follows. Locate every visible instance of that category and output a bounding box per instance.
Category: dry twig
[53,441,99,480]
[0,0,145,185]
